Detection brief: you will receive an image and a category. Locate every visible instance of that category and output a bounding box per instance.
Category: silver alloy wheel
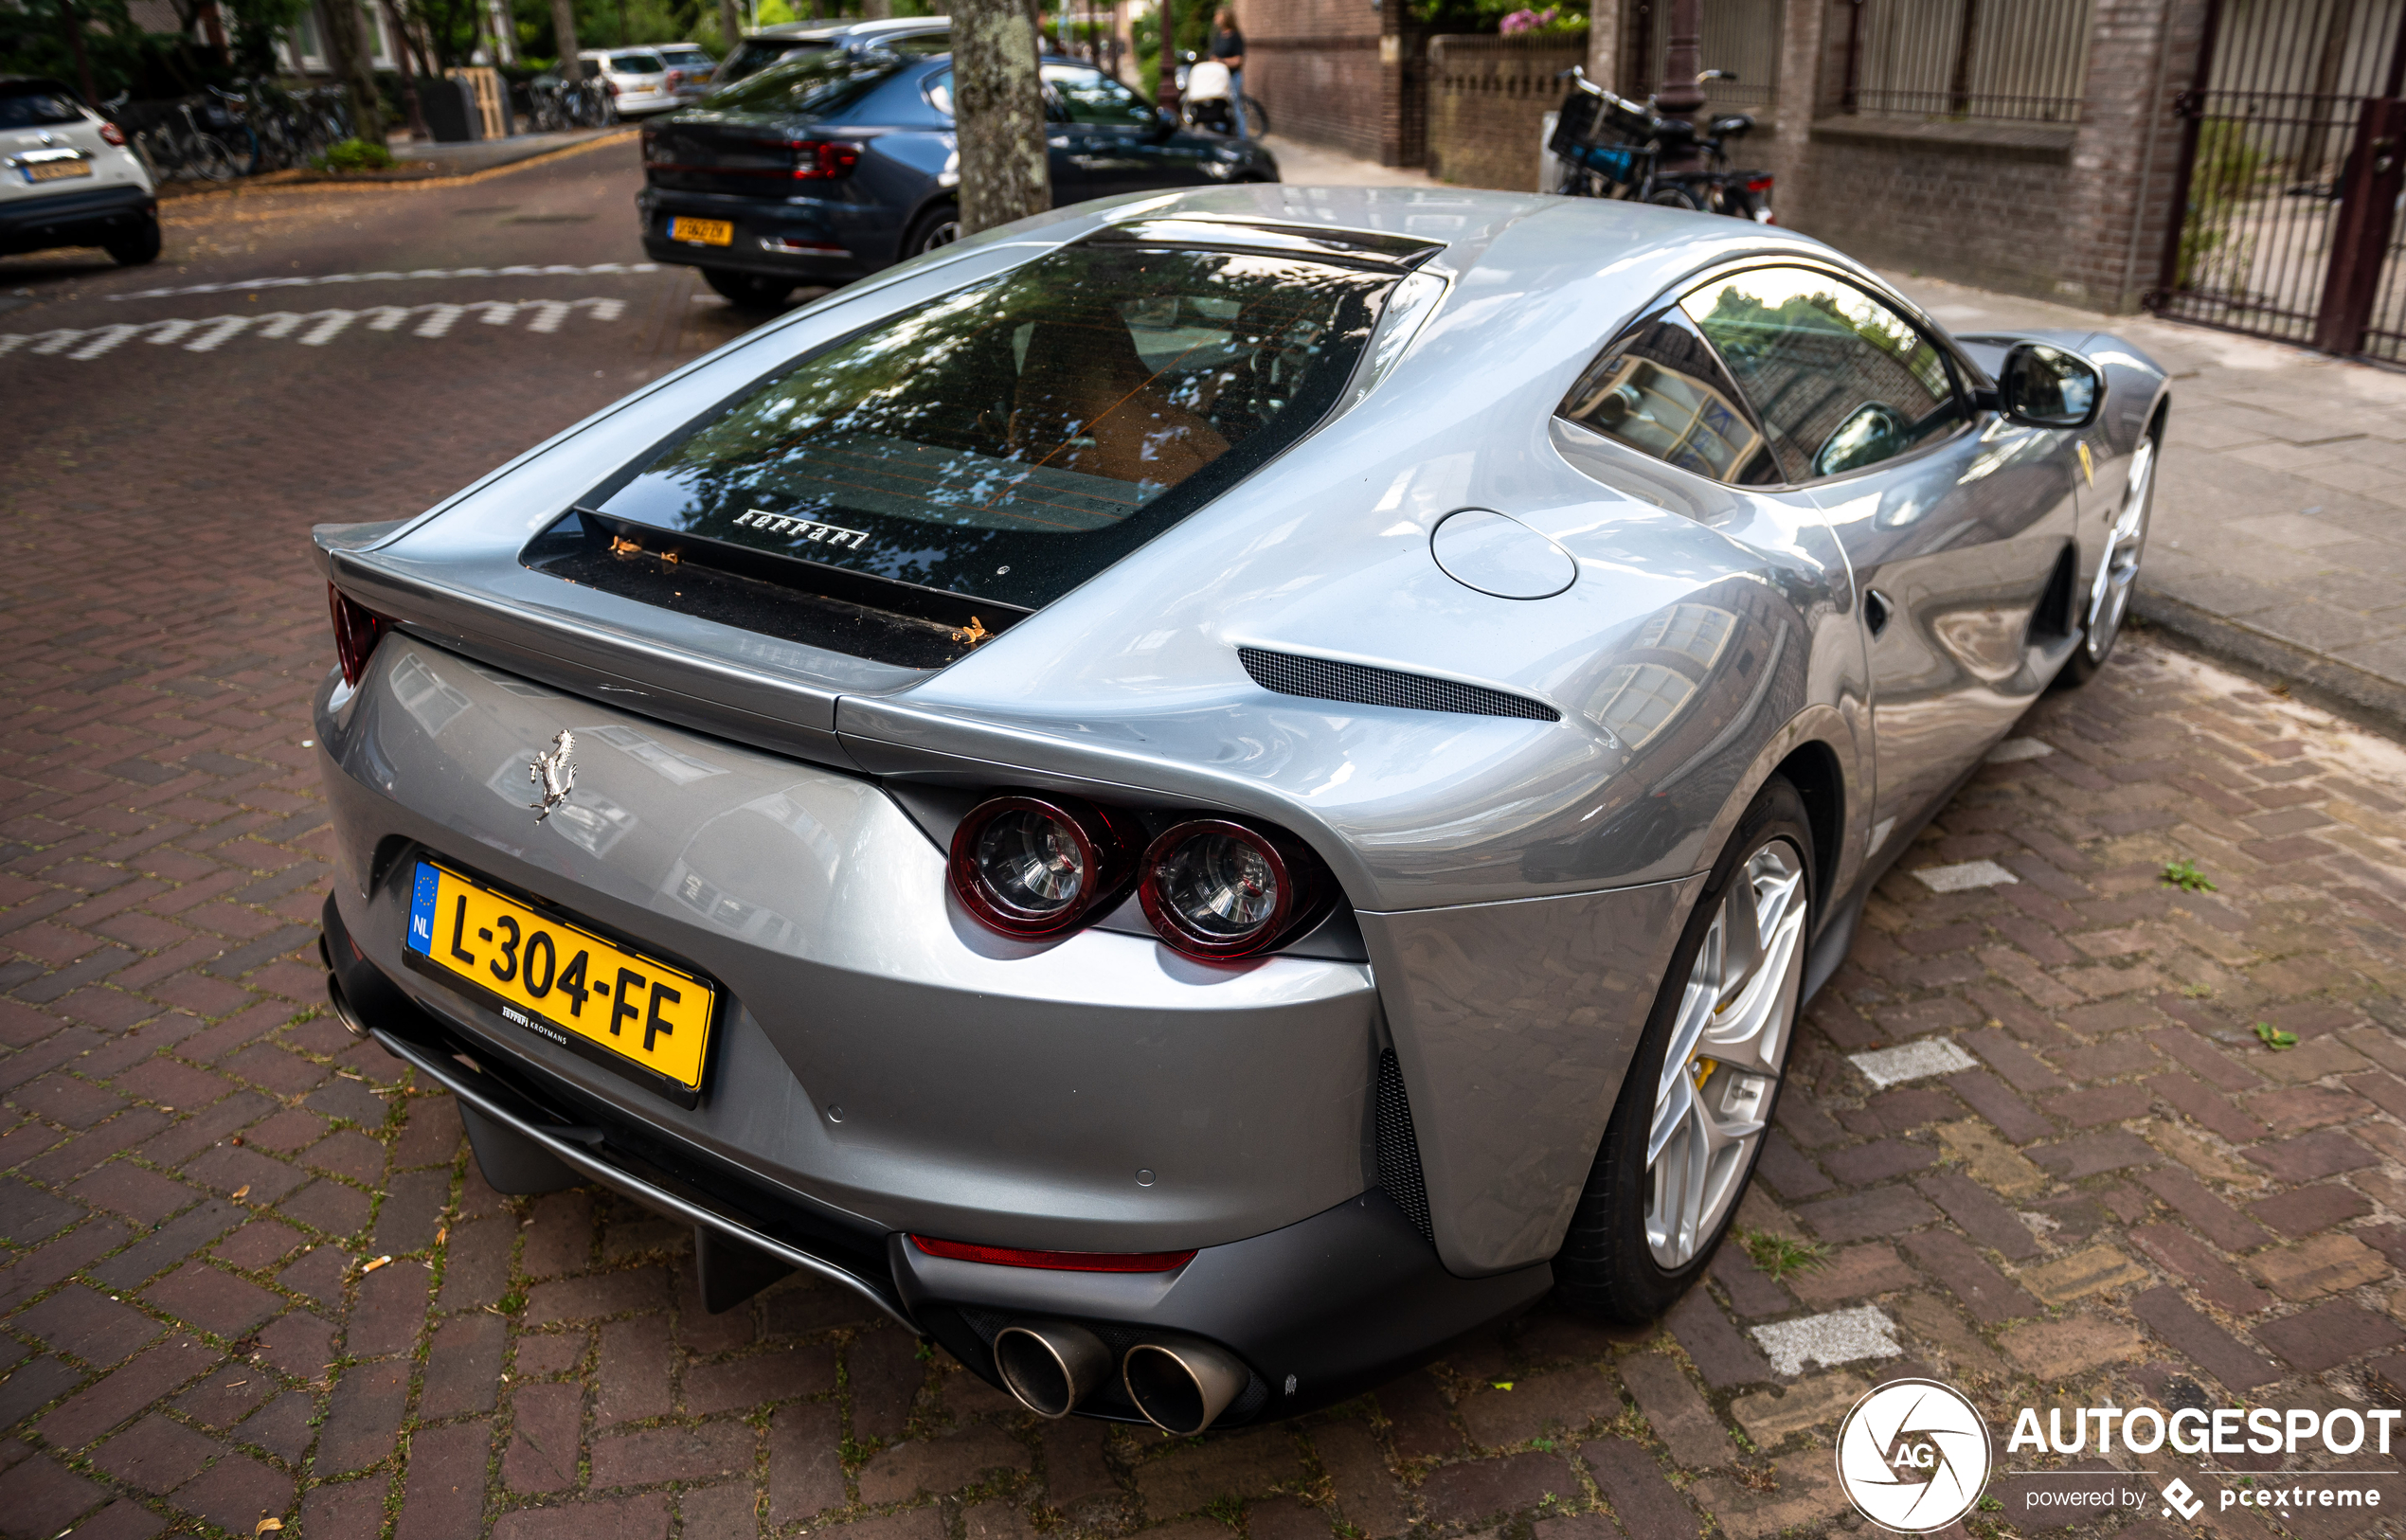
[1645,838,1808,1268]
[2083,433,2155,662]
[918,217,961,254]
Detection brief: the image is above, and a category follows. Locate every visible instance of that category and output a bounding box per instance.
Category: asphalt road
[2,138,769,532]
[9,143,2406,1540]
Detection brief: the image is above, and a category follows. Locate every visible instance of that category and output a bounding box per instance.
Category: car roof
[745,16,946,41]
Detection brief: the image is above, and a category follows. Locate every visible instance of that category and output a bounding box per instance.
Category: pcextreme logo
[1836,1379,1992,1533]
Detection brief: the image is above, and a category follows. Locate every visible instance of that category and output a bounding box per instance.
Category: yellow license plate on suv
[404,860,717,1103]
[670,216,733,246]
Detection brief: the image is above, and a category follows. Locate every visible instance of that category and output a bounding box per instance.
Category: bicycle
[119,95,239,182]
[1549,66,1773,222]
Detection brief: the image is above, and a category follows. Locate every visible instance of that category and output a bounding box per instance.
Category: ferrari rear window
[591,242,1393,614]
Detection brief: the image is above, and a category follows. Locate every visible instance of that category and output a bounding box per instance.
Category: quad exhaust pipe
[994,1321,1114,1419]
[992,1321,1250,1434]
[1122,1337,1249,1436]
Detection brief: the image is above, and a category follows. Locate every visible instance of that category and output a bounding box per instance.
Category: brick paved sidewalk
[11,156,2406,1540]
[1877,274,2406,740]
[13,611,2406,1539]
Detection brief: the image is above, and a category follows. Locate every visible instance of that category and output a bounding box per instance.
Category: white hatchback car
[579,49,683,116]
[1,76,159,265]
[654,43,718,101]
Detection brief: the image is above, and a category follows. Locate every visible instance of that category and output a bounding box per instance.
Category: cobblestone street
[9,150,2406,1540]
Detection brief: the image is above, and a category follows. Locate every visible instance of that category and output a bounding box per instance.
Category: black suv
[638,45,1280,310]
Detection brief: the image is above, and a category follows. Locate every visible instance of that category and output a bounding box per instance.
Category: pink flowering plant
[1499,6,1582,32]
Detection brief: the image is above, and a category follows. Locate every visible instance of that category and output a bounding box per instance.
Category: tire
[2054,422,2160,689]
[1553,776,1816,1323]
[191,133,238,182]
[903,203,961,258]
[105,216,163,266]
[1242,94,1269,136]
[702,267,793,311]
[1645,184,1701,210]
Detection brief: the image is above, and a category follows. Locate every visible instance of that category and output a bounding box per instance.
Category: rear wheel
[105,216,163,266]
[702,268,793,311]
[904,203,961,258]
[1242,94,1269,136]
[1553,777,1814,1322]
[2055,424,2159,689]
[1645,184,1701,210]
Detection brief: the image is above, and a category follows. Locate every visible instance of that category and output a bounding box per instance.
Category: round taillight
[949,796,1136,938]
[1140,819,1325,960]
[99,121,126,147]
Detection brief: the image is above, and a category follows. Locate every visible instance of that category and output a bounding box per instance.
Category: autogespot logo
[1837,1378,1993,1533]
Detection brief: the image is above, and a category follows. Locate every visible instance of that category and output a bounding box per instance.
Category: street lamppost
[1655,0,1703,169]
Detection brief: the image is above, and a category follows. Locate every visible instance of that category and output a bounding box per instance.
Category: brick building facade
[1236,0,2218,313]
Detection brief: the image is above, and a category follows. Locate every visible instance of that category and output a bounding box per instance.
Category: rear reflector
[910,1235,1196,1273]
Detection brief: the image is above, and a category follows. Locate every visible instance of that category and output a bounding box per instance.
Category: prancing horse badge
[528,730,576,824]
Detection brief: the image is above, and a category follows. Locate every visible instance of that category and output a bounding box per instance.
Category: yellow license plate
[671,215,732,246]
[27,160,93,182]
[404,860,716,1100]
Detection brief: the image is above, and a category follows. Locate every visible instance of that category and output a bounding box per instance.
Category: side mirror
[1997,342,2101,429]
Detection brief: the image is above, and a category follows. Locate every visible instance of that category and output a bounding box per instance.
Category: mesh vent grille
[1375,1048,1434,1244]
[1239,648,1560,722]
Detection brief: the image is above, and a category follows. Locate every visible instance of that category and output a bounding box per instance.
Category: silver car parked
[314,187,2166,1433]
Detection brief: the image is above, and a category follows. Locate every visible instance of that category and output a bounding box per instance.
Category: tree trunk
[953,0,1050,233]
[58,0,99,109]
[322,0,389,144]
[383,0,430,138]
[861,0,892,18]
[1156,0,1177,117]
[717,0,743,58]
[551,0,583,78]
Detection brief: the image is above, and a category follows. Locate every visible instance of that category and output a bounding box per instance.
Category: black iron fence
[2150,0,2406,363]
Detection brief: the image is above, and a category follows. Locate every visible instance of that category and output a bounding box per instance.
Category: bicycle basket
[1549,85,1653,159]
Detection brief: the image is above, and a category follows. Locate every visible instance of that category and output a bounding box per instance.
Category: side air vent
[1240,648,1560,723]
[1375,1048,1435,1244]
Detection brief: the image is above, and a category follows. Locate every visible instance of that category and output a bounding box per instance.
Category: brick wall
[1775,0,2209,314]
[1425,32,1589,190]
[1233,0,1429,164]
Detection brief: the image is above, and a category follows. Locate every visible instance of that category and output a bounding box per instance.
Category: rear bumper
[637,184,875,280]
[0,182,153,256]
[325,893,1549,1422]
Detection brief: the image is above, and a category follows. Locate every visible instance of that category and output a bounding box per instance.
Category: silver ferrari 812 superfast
[314,185,2167,1433]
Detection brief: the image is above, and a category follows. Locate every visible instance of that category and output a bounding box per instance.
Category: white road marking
[108,262,660,300]
[1986,736,2056,763]
[1751,1306,1902,1378]
[1849,1036,1981,1088]
[1912,859,2020,893]
[4,296,630,359]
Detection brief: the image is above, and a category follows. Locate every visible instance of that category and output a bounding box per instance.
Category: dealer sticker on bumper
[404,859,716,1101]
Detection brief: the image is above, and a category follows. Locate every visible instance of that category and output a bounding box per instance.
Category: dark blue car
[638,44,1282,309]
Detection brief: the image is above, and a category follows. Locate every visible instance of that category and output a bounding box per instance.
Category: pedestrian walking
[1209,7,1247,138]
